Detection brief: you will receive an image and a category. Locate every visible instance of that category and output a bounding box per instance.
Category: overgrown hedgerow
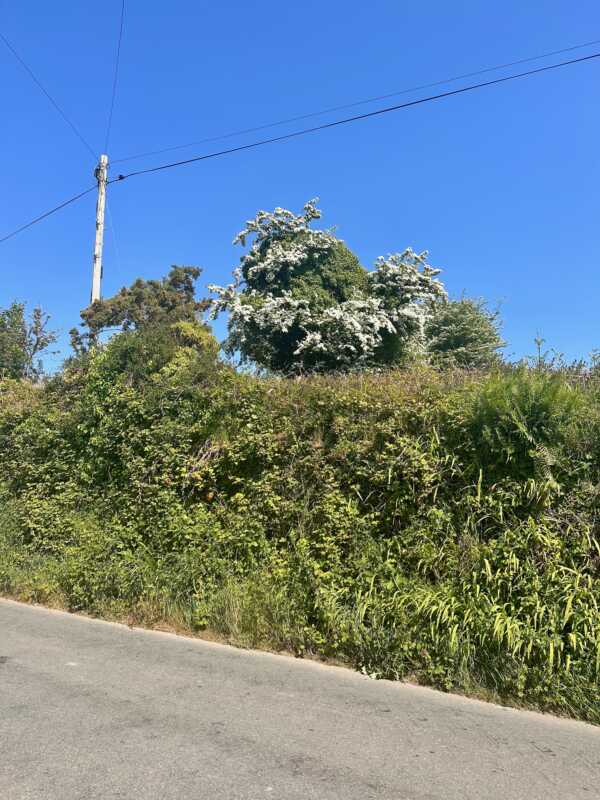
[1,345,599,722]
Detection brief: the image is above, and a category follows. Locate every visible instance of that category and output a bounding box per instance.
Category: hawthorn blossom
[208,201,447,373]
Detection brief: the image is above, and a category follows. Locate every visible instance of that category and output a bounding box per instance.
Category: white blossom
[232,199,337,289]
[294,298,396,367]
[233,198,324,248]
[208,202,447,372]
[369,249,447,348]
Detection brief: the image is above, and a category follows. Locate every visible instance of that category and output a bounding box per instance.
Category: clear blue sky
[1,0,599,367]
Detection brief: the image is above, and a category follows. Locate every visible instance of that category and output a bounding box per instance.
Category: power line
[109,51,600,184]
[3,50,598,248]
[111,37,600,165]
[0,186,96,245]
[0,31,97,159]
[104,0,126,152]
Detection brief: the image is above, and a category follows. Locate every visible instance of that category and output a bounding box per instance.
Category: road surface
[1,598,598,799]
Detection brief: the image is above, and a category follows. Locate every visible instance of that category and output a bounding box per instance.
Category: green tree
[0,302,56,380]
[68,266,218,385]
[426,298,505,369]
[72,266,208,345]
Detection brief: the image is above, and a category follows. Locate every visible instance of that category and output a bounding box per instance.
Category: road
[1,599,598,800]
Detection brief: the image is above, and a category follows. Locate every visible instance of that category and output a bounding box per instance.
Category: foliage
[209,200,447,373]
[67,267,219,385]
[70,265,209,352]
[0,302,57,379]
[1,339,599,721]
[426,298,505,369]
[448,368,586,484]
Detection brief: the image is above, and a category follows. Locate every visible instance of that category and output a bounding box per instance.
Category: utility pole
[91,153,109,304]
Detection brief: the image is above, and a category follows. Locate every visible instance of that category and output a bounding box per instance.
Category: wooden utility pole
[91,154,109,304]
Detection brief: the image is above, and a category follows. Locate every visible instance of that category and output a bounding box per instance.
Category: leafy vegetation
[209,200,500,372]
[0,302,56,380]
[0,214,597,723]
[426,298,505,368]
[1,290,599,721]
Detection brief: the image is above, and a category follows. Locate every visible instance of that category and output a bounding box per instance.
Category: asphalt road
[1,599,599,800]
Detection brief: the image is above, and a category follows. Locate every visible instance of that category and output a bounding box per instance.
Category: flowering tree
[209,200,446,373]
[368,250,447,365]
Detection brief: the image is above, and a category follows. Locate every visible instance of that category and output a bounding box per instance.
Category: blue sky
[1,0,599,368]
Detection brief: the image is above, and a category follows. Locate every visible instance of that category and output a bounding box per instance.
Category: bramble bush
[0,248,597,721]
[1,330,599,721]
